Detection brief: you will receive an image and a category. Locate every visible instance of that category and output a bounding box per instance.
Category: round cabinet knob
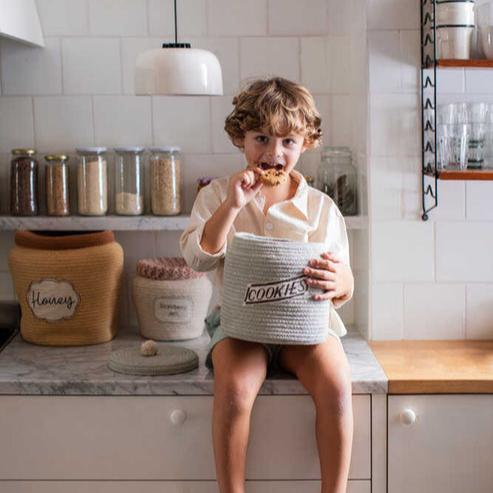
[399,408,417,425]
[170,409,187,425]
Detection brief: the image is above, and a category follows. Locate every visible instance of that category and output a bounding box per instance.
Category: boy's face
[239,128,307,176]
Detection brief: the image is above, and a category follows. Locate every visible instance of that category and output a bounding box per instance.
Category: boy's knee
[313,369,352,416]
[214,374,262,414]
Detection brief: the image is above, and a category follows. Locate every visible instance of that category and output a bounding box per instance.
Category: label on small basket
[27,279,80,322]
[154,297,192,323]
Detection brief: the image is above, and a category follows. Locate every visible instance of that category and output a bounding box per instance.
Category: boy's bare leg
[278,336,353,493]
[211,338,269,493]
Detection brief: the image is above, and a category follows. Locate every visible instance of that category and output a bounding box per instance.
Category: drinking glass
[438,123,469,170]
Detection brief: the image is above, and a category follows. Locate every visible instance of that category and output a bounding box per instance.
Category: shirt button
[265,222,273,231]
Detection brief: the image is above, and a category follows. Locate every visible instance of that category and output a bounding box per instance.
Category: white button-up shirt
[179,170,352,337]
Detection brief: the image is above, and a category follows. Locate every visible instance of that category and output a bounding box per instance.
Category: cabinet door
[389,395,493,493]
[0,395,370,480]
[0,480,371,493]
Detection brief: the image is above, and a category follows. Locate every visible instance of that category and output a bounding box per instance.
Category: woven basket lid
[136,257,204,281]
[108,345,199,376]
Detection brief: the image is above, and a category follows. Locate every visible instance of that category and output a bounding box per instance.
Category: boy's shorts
[204,306,341,373]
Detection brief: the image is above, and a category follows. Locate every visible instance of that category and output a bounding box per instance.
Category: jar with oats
[76,147,108,216]
[10,148,39,216]
[114,147,145,216]
[44,154,70,216]
[149,146,181,216]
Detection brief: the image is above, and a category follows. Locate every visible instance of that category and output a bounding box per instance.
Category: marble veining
[0,326,387,395]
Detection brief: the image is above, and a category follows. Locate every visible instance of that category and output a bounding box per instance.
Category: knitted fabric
[136,257,204,281]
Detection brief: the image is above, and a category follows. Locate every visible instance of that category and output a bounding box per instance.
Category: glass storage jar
[149,146,181,216]
[10,148,39,216]
[114,147,145,215]
[317,146,357,215]
[76,147,108,216]
[45,154,70,216]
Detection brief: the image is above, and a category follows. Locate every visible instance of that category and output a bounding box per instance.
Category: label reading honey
[154,297,192,323]
[27,279,80,322]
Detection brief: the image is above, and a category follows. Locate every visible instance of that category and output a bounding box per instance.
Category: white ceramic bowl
[479,25,493,58]
[437,2,475,26]
[475,0,493,26]
[437,26,474,59]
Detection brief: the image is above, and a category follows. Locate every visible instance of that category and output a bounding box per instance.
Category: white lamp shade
[135,47,223,96]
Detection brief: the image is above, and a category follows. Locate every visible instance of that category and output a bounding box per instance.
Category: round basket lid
[108,345,199,376]
[136,257,204,280]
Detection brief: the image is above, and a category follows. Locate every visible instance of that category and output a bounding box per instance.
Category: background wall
[368,0,493,339]
[0,0,369,333]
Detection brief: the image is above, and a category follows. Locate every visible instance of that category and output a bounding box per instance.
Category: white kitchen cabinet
[0,480,371,493]
[388,395,493,493]
[0,395,371,481]
[0,0,44,47]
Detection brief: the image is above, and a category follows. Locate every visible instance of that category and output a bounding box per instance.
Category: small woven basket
[221,233,331,345]
[132,257,212,341]
[8,230,123,346]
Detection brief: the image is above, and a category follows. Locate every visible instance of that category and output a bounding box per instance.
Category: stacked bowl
[436,0,475,59]
[475,0,493,58]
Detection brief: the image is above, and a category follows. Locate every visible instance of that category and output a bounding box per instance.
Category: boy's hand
[304,252,354,305]
[225,168,263,211]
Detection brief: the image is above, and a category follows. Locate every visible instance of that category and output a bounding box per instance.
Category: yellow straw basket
[8,230,124,346]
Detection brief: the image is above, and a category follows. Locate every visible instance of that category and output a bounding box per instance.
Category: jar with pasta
[114,147,144,215]
[76,147,108,216]
[10,148,39,216]
[149,147,181,215]
[45,154,70,216]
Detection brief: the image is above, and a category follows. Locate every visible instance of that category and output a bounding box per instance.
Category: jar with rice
[149,147,181,215]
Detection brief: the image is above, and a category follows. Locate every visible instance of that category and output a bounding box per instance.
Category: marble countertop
[0,326,387,395]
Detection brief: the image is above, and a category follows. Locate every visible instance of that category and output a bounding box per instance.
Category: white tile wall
[152,96,211,153]
[466,182,493,221]
[88,0,148,36]
[148,0,207,37]
[62,38,122,94]
[466,284,493,339]
[211,96,239,154]
[93,95,152,147]
[436,222,493,282]
[371,282,404,340]
[367,0,419,30]
[36,0,89,36]
[403,284,465,339]
[208,0,267,37]
[0,38,62,95]
[33,96,94,151]
[268,0,329,36]
[240,37,300,82]
[372,221,435,282]
[301,38,331,94]
[0,98,34,153]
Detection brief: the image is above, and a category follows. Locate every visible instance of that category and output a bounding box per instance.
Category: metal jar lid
[11,148,36,156]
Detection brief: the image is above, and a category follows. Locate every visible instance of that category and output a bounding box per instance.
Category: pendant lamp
[135,0,223,96]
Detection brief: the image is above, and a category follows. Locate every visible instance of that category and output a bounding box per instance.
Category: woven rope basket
[221,233,331,345]
[132,257,212,341]
[8,231,123,346]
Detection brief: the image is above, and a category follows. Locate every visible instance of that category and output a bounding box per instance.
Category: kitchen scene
[0,0,493,492]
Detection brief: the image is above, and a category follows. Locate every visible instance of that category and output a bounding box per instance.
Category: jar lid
[108,345,199,376]
[322,146,351,158]
[114,146,145,154]
[44,154,68,162]
[12,148,36,156]
[136,257,204,280]
[76,147,107,155]
[148,146,181,153]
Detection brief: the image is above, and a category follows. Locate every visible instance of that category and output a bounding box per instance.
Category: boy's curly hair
[224,77,322,150]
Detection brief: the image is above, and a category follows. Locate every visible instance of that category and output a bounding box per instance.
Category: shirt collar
[288,170,309,220]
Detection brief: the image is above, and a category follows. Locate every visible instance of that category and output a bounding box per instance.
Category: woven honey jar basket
[8,230,124,346]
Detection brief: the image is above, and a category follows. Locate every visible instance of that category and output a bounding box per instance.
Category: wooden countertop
[369,340,493,394]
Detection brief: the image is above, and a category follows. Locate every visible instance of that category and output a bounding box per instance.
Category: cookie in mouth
[257,163,288,187]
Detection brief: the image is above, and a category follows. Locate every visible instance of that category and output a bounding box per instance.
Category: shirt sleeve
[179,182,228,273]
[326,206,354,309]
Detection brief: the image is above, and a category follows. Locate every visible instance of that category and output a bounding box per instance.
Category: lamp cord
[174,0,178,44]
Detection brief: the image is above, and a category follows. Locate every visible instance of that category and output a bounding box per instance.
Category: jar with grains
[10,148,39,216]
[76,147,108,216]
[149,146,181,216]
[114,147,145,216]
[45,154,70,216]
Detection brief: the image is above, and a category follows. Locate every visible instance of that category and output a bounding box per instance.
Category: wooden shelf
[437,59,493,68]
[438,169,493,180]
[0,215,368,231]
